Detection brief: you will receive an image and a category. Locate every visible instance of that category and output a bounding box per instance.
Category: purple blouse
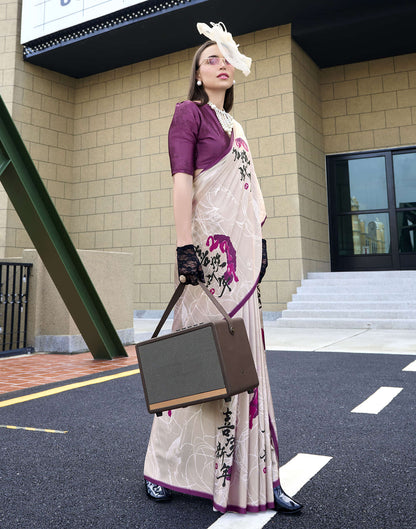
[168,100,233,176]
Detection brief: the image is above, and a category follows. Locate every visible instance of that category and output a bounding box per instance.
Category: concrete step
[300,276,415,284]
[281,270,416,329]
[308,271,416,279]
[299,283,415,290]
[299,280,415,287]
[282,309,416,320]
[275,318,416,329]
[287,301,416,310]
[296,285,416,294]
[292,293,407,302]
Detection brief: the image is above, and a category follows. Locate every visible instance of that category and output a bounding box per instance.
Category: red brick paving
[0,345,138,395]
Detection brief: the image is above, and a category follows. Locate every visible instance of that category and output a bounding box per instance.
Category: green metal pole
[0,96,127,359]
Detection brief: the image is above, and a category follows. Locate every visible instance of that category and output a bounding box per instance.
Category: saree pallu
[143,121,280,513]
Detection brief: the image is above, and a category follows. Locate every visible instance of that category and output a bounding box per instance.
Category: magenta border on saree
[144,473,276,513]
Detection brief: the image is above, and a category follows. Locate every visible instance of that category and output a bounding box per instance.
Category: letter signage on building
[21,0,149,44]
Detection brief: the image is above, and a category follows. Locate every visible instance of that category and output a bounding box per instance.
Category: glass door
[327,148,416,271]
[392,151,416,268]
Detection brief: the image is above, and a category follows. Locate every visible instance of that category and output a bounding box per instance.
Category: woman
[143,22,302,515]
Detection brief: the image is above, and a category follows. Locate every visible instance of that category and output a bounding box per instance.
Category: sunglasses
[199,57,231,67]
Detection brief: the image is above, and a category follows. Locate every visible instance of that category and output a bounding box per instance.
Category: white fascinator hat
[197,22,252,76]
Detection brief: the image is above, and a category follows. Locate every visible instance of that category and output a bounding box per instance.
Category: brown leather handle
[151,281,234,339]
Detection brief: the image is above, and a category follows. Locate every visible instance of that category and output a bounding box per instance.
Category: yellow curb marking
[0,424,68,434]
[0,369,140,408]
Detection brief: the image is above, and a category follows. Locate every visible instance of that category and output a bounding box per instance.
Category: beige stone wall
[0,0,20,255]
[22,249,133,352]
[70,55,188,310]
[321,54,416,153]
[68,24,303,311]
[0,0,18,109]
[1,249,133,352]
[0,0,75,257]
[291,41,329,301]
[5,8,415,315]
[233,25,303,310]
[0,14,332,313]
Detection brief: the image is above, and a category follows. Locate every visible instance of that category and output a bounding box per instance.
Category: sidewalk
[0,345,137,395]
[263,325,416,355]
[135,318,416,355]
[1,320,415,397]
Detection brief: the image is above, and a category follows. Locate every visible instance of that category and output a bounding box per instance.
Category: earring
[233,80,236,85]
[197,80,202,86]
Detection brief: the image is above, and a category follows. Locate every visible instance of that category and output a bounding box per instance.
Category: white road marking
[208,510,274,529]
[207,453,332,529]
[351,387,403,414]
[279,453,332,497]
[403,359,416,371]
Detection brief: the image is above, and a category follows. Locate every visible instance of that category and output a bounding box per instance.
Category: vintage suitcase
[135,280,259,416]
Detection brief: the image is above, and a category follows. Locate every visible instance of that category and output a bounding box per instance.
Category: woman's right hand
[177,245,205,285]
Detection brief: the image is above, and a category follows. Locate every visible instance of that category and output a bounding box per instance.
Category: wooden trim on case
[149,387,227,411]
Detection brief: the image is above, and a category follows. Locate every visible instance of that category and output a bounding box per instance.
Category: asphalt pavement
[1,346,415,529]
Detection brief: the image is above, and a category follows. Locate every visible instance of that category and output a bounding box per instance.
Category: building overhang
[22,0,416,78]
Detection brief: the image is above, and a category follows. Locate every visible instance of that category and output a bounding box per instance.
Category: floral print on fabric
[233,137,252,190]
[195,235,238,298]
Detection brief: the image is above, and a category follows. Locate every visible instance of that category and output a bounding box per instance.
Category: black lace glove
[176,245,205,286]
[258,238,268,284]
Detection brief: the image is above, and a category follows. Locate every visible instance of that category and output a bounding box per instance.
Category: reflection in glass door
[334,156,390,256]
[393,152,416,256]
[327,148,416,271]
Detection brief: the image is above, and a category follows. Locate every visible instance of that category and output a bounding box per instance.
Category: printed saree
[143,120,280,513]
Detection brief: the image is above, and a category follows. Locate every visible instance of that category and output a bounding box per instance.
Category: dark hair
[187,40,234,113]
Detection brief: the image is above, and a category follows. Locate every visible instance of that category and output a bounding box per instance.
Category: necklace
[207,101,234,135]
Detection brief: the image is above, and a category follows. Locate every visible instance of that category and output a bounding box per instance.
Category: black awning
[23,0,416,78]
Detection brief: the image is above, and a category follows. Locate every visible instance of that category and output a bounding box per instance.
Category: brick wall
[71,52,191,309]
[0,0,75,256]
[69,24,300,311]
[4,7,416,313]
[0,0,20,254]
[234,25,301,310]
[321,54,416,153]
[290,41,329,302]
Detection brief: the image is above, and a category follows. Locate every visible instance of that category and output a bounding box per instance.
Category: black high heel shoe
[144,479,172,502]
[273,485,303,514]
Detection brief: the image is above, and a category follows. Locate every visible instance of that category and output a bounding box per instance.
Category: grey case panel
[138,324,225,404]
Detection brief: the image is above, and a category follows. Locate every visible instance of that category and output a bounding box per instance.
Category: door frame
[326,147,416,272]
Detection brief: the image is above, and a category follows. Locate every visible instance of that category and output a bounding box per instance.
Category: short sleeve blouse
[168,100,233,176]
